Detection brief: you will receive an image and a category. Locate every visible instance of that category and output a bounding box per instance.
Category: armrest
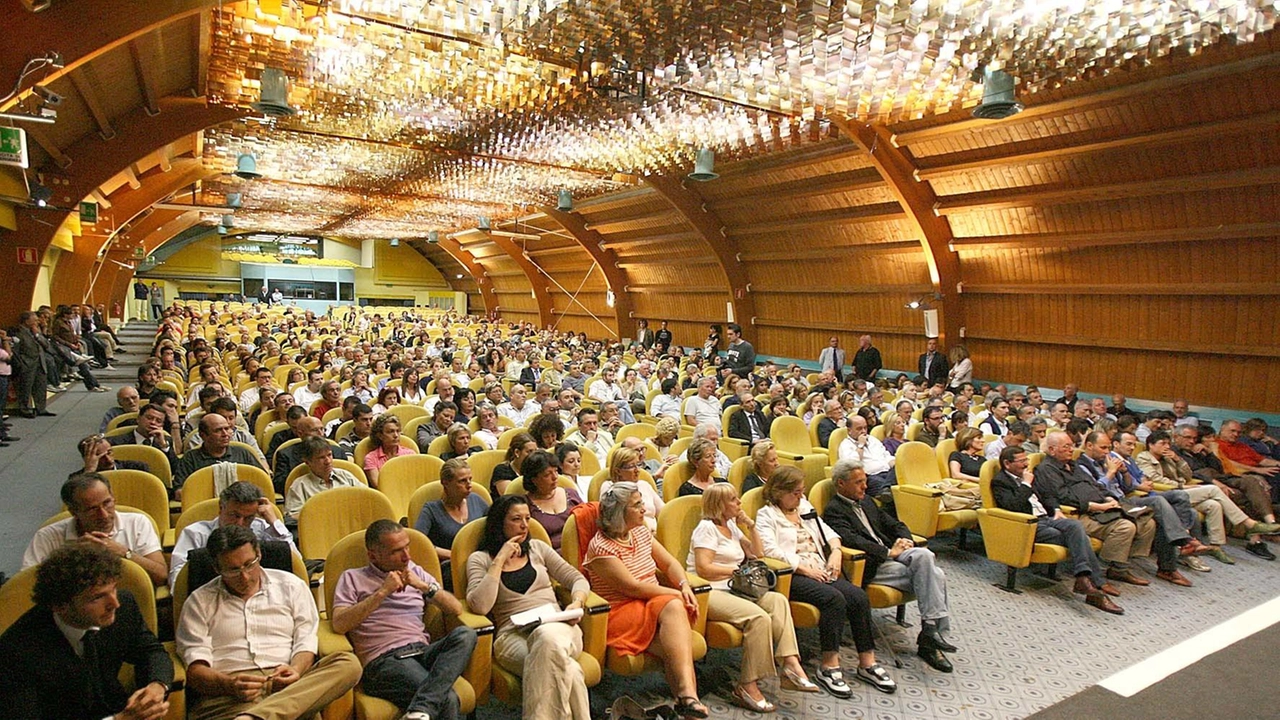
[840,547,866,585]
[911,535,928,546]
[891,485,942,537]
[761,557,794,598]
[896,484,943,498]
[579,591,610,668]
[451,611,495,707]
[1151,482,1178,492]
[1060,504,1080,518]
[317,621,354,656]
[982,507,1039,524]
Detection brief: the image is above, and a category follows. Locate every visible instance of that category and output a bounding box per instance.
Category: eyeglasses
[219,555,261,577]
[619,463,640,470]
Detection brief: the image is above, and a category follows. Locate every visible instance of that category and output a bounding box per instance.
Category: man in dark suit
[635,319,656,349]
[917,337,949,389]
[727,393,769,449]
[817,336,846,382]
[13,311,53,418]
[993,445,1124,614]
[518,361,542,389]
[109,403,180,473]
[823,459,955,672]
[0,544,172,719]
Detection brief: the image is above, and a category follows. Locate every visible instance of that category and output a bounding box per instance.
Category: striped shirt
[584,526,658,605]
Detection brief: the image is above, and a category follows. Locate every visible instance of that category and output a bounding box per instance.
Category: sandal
[779,667,820,693]
[674,696,708,719]
[729,686,776,713]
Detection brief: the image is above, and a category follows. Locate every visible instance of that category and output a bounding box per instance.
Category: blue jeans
[1034,516,1104,586]
[361,626,477,719]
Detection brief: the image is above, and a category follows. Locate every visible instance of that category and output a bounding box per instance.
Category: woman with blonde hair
[602,445,664,531]
[741,440,779,495]
[690,484,816,710]
[946,345,972,391]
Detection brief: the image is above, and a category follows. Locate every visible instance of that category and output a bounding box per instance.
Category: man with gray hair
[683,376,723,431]
[168,480,295,590]
[823,459,956,672]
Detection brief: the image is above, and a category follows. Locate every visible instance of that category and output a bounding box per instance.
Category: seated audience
[678,437,727,497]
[727,392,769,449]
[415,458,490,587]
[285,437,363,523]
[948,427,987,483]
[100,386,141,433]
[491,431,537,497]
[740,440,779,495]
[170,480,294,590]
[78,433,149,476]
[837,415,896,497]
[602,445,664,531]
[564,408,613,467]
[178,525,361,720]
[440,422,479,461]
[363,415,410,489]
[466,495,592,720]
[521,450,582,549]
[172,413,262,496]
[472,404,503,450]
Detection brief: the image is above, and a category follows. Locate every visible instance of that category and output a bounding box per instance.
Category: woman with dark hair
[371,386,401,415]
[467,495,591,720]
[703,324,722,359]
[491,431,537,497]
[521,450,582,550]
[362,414,406,489]
[415,457,489,588]
[454,386,477,424]
[529,413,565,450]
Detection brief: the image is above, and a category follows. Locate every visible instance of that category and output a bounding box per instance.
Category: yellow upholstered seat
[890,441,979,546]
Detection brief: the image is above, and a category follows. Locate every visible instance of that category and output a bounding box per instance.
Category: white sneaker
[400,713,430,720]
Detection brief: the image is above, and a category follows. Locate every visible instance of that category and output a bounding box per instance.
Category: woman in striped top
[584,482,708,718]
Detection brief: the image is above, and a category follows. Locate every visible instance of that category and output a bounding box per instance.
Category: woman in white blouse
[946,345,972,391]
[755,467,896,698]
[689,484,816,712]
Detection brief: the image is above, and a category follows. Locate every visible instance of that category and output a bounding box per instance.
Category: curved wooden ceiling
[1,1,1277,409]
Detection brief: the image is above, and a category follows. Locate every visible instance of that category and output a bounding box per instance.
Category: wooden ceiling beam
[834,120,964,345]
[892,49,1280,146]
[583,209,684,234]
[24,125,71,168]
[963,283,1280,296]
[644,174,756,326]
[724,203,905,236]
[710,168,885,209]
[574,187,657,213]
[714,141,862,178]
[936,166,1280,215]
[482,230,554,329]
[739,241,922,263]
[128,37,162,116]
[950,222,1280,250]
[68,68,116,140]
[426,236,495,316]
[917,111,1280,179]
[599,231,702,249]
[542,205,632,339]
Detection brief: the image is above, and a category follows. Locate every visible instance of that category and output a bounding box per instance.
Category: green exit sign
[0,126,28,168]
[80,201,98,224]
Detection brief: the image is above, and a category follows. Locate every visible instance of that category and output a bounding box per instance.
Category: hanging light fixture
[557,190,572,211]
[687,148,719,181]
[251,67,296,117]
[478,216,491,230]
[971,66,1024,120]
[234,154,262,179]
[428,230,440,244]
[389,238,400,247]
[225,192,243,208]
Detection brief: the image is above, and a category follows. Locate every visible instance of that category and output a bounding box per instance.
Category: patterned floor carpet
[476,534,1280,720]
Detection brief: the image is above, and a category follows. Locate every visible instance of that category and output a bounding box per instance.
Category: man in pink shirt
[331,520,477,720]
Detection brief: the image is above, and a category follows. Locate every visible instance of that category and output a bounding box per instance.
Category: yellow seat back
[770,415,814,456]
[893,441,943,486]
[99,469,171,537]
[378,455,445,523]
[181,463,274,513]
[935,438,958,477]
[297,486,396,560]
[407,482,493,530]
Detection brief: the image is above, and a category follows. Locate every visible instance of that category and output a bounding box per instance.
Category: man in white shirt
[496,384,538,425]
[837,415,896,497]
[285,438,364,522]
[176,525,361,720]
[238,366,278,416]
[564,407,613,466]
[588,366,636,423]
[424,376,456,414]
[293,368,326,410]
[683,377,723,432]
[651,378,683,420]
[24,473,168,586]
[985,421,1029,462]
[170,481,295,591]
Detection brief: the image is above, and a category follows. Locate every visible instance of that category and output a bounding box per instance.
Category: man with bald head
[100,386,140,433]
[172,413,264,497]
[852,335,882,382]
[272,416,350,493]
[837,414,896,498]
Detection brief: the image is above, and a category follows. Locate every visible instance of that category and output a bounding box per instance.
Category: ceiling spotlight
[557,190,572,212]
[389,238,400,247]
[29,182,52,207]
[455,274,464,280]
[428,230,439,244]
[221,214,235,229]
[225,192,243,208]
[606,289,616,308]
[687,147,719,181]
[478,216,491,230]
[234,153,262,179]
[906,300,921,310]
[251,67,296,117]
[32,85,63,107]
[971,66,1024,120]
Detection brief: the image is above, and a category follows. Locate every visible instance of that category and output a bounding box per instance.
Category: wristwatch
[123,549,133,560]
[424,583,440,599]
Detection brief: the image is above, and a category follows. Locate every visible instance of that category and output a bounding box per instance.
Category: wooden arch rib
[0,0,230,112]
[643,175,756,326]
[51,158,214,305]
[433,236,496,317]
[483,231,554,329]
[541,206,633,339]
[99,210,201,312]
[834,120,964,344]
[0,96,247,322]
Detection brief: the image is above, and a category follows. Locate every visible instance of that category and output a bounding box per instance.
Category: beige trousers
[706,590,799,685]
[493,622,591,720]
[1183,484,1249,545]
[1080,515,1155,566]
[189,652,362,720]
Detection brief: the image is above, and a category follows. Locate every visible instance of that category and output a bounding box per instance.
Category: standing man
[133,279,151,321]
[176,525,362,720]
[825,459,957,671]
[14,311,52,418]
[818,336,846,383]
[635,319,656,350]
[654,320,673,355]
[0,545,173,719]
[331,520,478,720]
[852,335,882,383]
[148,283,163,321]
[917,338,949,390]
[723,323,756,379]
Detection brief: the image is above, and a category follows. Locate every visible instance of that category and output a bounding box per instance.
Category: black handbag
[728,559,777,600]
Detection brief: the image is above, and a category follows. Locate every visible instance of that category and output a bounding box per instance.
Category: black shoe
[1246,542,1276,561]
[918,627,958,653]
[18,410,36,419]
[0,441,9,448]
[37,411,56,417]
[917,646,953,673]
[2,436,19,442]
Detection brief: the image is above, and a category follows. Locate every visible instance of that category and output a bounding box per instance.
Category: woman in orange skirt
[584,482,708,718]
